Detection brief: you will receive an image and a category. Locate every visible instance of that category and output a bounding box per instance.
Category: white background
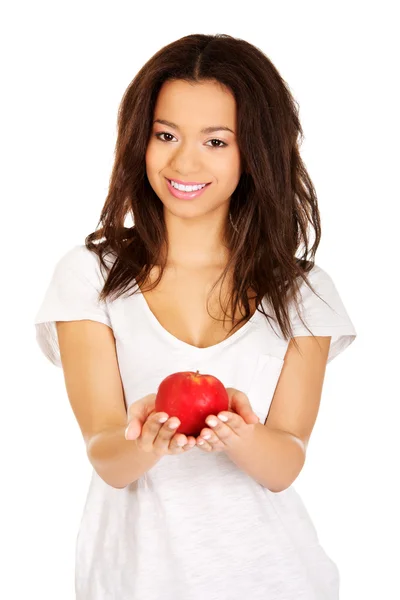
[2,1,399,598]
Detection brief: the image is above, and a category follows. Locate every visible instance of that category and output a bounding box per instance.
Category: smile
[168,178,210,191]
[165,178,212,200]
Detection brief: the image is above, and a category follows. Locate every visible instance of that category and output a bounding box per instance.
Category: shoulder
[293,262,338,304]
[55,244,98,271]
[297,262,332,286]
[53,244,117,282]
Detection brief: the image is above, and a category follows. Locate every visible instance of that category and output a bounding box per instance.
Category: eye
[206,139,227,148]
[155,132,175,142]
[154,132,227,148]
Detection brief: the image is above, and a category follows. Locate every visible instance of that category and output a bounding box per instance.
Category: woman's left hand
[196,387,259,453]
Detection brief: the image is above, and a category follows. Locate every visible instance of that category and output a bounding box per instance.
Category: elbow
[86,446,127,490]
[265,449,306,493]
[266,482,295,493]
[263,478,294,493]
[265,474,302,494]
[91,464,129,489]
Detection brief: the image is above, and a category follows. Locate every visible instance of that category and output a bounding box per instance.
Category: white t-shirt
[34,244,357,600]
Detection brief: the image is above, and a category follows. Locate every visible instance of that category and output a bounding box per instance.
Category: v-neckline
[134,277,263,356]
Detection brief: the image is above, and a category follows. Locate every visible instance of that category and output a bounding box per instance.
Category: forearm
[86,426,161,489]
[225,423,306,493]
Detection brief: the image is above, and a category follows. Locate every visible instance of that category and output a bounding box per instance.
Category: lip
[167,177,210,186]
[165,177,212,200]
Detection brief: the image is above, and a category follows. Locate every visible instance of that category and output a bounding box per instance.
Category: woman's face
[145,79,242,222]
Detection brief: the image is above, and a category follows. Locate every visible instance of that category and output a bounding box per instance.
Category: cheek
[145,138,165,164]
[145,149,165,185]
[145,143,156,169]
[217,169,242,196]
[216,151,241,183]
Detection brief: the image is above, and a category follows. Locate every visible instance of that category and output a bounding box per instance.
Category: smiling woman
[34,32,357,600]
[145,78,241,225]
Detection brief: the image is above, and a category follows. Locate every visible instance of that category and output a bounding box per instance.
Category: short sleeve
[289,264,357,364]
[34,244,112,368]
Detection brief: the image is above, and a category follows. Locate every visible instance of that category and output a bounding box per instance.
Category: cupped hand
[196,387,260,453]
[124,393,197,456]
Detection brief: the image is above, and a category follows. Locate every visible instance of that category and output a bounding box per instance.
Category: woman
[34,33,357,600]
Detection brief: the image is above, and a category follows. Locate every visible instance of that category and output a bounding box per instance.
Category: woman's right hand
[124,393,197,456]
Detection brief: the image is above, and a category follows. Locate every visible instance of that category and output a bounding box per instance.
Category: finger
[126,394,158,440]
[152,417,181,454]
[167,428,197,454]
[196,428,212,450]
[138,412,173,452]
[197,428,225,451]
[197,434,224,452]
[182,435,197,451]
[205,415,236,445]
[126,410,167,441]
[168,430,193,453]
[225,388,259,424]
[216,411,244,433]
[197,437,212,450]
[244,411,260,424]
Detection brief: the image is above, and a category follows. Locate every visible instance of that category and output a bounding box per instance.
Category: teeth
[170,180,206,192]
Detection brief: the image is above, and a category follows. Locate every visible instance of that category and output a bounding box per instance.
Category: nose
[169,141,201,174]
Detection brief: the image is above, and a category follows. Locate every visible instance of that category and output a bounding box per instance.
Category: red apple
[155,370,229,437]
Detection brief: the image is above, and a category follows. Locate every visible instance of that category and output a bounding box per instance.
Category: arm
[225,423,305,492]
[56,319,160,490]
[227,335,331,492]
[86,426,161,489]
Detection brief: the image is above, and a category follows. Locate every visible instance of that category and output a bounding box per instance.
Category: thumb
[226,388,260,425]
[125,393,157,440]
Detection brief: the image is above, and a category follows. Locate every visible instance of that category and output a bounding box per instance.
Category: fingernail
[125,426,132,440]
[218,414,228,422]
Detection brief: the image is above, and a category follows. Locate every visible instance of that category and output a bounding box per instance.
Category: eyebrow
[153,119,235,135]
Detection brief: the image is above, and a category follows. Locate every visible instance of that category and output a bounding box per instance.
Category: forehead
[153,80,236,130]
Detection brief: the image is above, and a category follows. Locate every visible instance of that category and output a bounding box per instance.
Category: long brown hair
[85,33,331,351]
